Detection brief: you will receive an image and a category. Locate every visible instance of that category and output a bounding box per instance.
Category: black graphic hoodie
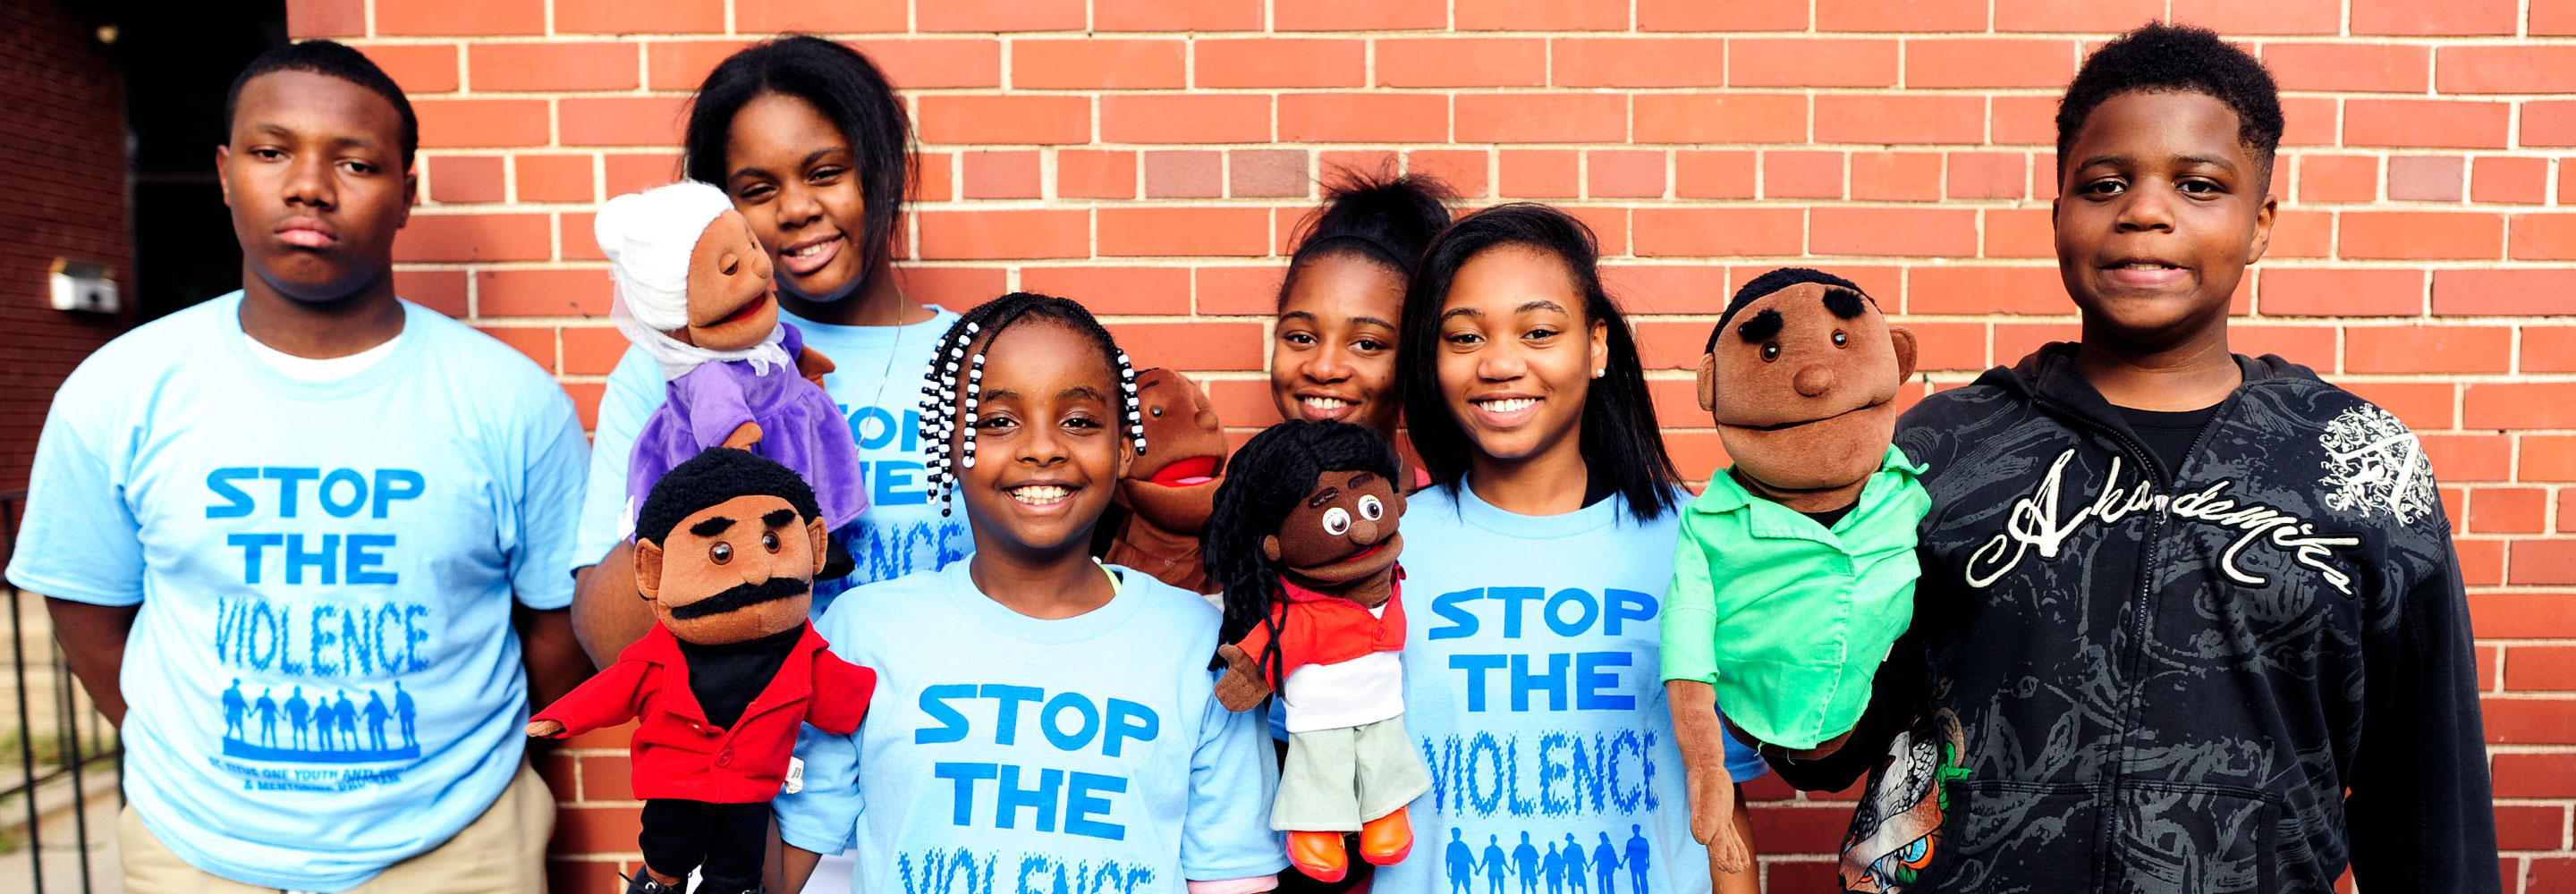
[1775,344,2499,894]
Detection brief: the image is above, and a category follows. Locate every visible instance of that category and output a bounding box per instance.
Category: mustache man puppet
[530,448,876,894]
[1104,367,1231,593]
[1658,268,1930,876]
[598,181,866,578]
[1208,421,1432,882]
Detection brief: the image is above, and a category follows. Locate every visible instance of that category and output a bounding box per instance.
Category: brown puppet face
[1117,368,1230,534]
[1262,469,1405,593]
[674,209,780,352]
[635,493,828,645]
[1698,279,1917,509]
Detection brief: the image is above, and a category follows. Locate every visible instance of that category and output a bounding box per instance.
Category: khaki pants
[121,761,554,894]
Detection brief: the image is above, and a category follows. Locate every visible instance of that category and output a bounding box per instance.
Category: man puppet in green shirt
[1658,268,1928,877]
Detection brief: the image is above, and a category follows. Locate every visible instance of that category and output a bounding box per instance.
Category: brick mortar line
[333,31,2576,45]
[387,84,2576,99]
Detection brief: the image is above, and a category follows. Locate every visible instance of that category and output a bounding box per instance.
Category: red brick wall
[1,2,132,495]
[286,0,2576,890]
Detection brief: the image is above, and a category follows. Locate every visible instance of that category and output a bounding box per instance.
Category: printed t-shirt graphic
[580,307,968,609]
[4,293,586,890]
[775,561,1286,894]
[1378,484,1766,894]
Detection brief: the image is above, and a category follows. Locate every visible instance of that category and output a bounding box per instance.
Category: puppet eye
[718,253,740,276]
[1150,406,1164,417]
[1761,343,1781,362]
[710,542,733,564]
[1358,494,1385,521]
[1321,507,1352,536]
[762,532,782,552]
[1832,331,1850,348]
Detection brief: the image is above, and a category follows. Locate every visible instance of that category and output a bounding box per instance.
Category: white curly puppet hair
[596,180,791,381]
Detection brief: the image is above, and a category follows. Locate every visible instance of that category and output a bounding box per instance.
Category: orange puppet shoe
[1359,806,1414,865]
[1289,831,1349,882]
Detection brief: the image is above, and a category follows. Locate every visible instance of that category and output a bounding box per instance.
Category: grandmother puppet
[597,181,864,576]
[529,448,876,894]
[1208,420,1431,882]
[1103,367,1231,593]
[1658,267,1928,875]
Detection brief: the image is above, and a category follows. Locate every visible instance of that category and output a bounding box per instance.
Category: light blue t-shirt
[777,560,1287,893]
[576,306,970,611]
[4,293,586,890]
[1380,481,1767,894]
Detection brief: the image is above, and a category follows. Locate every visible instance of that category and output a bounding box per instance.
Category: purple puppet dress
[626,323,867,532]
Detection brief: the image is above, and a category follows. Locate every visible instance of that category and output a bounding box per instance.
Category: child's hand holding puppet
[1659,268,1930,876]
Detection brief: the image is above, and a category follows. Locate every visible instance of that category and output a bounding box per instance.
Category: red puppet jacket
[1230,568,1405,689]
[533,620,874,803]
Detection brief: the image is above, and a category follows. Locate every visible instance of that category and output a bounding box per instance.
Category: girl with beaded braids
[772,292,1289,894]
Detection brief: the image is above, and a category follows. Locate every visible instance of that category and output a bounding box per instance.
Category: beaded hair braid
[915,292,1146,516]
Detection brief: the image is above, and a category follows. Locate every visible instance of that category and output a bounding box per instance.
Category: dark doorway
[87,0,289,322]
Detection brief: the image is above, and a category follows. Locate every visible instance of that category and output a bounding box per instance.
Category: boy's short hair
[2055,22,2282,178]
[223,39,419,168]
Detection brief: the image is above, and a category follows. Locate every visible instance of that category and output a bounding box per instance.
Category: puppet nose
[1793,365,1836,397]
[1350,518,1382,546]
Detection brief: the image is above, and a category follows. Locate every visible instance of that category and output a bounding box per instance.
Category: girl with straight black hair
[1378,203,1768,894]
[1397,203,1677,519]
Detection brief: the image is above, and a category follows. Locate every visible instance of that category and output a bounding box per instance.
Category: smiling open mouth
[1009,484,1073,506]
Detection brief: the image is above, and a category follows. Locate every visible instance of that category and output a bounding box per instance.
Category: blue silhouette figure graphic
[1446,829,1475,894]
[1480,834,1510,894]
[1563,834,1590,894]
[1513,832,1542,894]
[284,687,311,749]
[254,688,280,746]
[334,690,358,752]
[364,690,392,752]
[1623,825,1652,894]
[394,681,418,748]
[1544,842,1566,894]
[1590,833,1621,894]
[221,679,248,739]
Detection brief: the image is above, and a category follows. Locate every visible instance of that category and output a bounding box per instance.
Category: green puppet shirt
[1659,444,1929,750]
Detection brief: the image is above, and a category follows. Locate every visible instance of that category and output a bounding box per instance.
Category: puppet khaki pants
[119,760,553,894]
[1275,713,1433,831]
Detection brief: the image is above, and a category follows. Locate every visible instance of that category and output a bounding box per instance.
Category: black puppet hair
[1705,267,1877,354]
[916,293,1143,516]
[225,39,419,167]
[1276,167,1456,309]
[2056,22,2282,179]
[684,36,912,275]
[635,448,822,544]
[1206,420,1402,678]
[1396,203,1682,523]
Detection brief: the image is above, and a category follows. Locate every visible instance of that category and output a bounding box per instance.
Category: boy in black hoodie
[1772,23,2502,894]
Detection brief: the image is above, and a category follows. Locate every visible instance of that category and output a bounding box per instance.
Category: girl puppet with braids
[1208,420,1434,882]
[771,293,1286,893]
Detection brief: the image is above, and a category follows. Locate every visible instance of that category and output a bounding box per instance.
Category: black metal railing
[0,490,121,893]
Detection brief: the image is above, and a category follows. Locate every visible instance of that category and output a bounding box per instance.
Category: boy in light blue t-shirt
[5,41,589,893]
